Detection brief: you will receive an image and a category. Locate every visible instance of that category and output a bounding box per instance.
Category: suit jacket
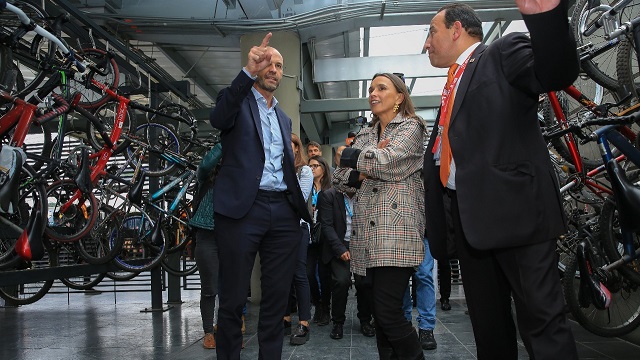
[318,187,349,265]
[210,70,311,223]
[424,3,579,260]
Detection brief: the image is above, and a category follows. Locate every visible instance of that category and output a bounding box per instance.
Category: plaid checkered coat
[333,113,426,276]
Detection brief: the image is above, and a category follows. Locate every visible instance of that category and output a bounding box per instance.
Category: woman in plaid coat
[334,73,426,360]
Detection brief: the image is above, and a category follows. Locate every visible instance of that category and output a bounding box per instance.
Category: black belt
[257,189,288,199]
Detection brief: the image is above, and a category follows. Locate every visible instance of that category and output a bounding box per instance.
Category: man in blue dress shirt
[210,33,311,360]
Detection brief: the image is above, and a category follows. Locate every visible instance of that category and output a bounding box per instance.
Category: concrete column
[240,31,301,135]
[240,31,302,304]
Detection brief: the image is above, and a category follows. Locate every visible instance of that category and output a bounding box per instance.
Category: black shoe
[419,328,437,350]
[360,321,375,337]
[440,298,451,311]
[330,323,344,339]
[317,308,331,326]
[284,319,292,336]
[290,324,310,345]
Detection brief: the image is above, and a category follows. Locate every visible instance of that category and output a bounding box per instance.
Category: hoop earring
[393,103,399,113]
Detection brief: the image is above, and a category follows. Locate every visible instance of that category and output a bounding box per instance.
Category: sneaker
[330,323,344,339]
[440,298,451,311]
[360,321,376,337]
[203,333,216,349]
[284,319,292,336]
[419,328,437,350]
[290,324,310,345]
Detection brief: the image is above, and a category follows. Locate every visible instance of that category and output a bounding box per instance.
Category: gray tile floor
[1,283,640,359]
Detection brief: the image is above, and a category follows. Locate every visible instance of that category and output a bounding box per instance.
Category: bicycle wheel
[110,212,167,272]
[124,122,180,177]
[161,240,198,277]
[571,0,640,92]
[0,163,46,270]
[0,0,56,98]
[149,103,198,155]
[105,270,139,281]
[88,100,135,154]
[76,204,125,265]
[55,48,119,109]
[0,243,57,305]
[44,179,99,243]
[562,246,640,337]
[600,197,640,285]
[57,242,106,290]
[556,196,601,274]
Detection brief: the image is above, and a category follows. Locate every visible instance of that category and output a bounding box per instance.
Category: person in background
[210,32,311,360]
[422,2,579,359]
[319,145,375,340]
[306,141,322,159]
[336,72,426,360]
[190,142,223,350]
[283,132,314,346]
[307,155,332,326]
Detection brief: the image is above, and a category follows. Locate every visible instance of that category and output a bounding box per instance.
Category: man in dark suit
[423,1,579,359]
[318,148,374,340]
[210,32,311,360]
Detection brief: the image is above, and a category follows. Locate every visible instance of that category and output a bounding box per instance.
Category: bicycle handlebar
[606,16,640,40]
[35,93,69,124]
[70,98,115,149]
[543,111,640,141]
[2,2,86,72]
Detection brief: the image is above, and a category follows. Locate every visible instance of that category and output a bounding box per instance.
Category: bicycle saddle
[15,208,44,261]
[576,241,611,310]
[0,148,23,214]
[73,147,92,194]
[606,160,640,233]
[128,171,146,205]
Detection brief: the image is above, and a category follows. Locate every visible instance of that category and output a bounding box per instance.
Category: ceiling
[49,0,523,143]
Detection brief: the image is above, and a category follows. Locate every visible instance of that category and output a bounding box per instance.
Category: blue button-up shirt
[250,86,287,191]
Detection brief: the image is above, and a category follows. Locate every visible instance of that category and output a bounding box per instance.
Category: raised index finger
[260,32,272,48]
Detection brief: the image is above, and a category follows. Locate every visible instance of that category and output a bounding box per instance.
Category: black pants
[215,191,301,360]
[307,243,331,310]
[370,266,416,341]
[194,229,219,334]
[330,255,373,324]
[444,189,578,360]
[284,223,312,321]
[437,259,451,301]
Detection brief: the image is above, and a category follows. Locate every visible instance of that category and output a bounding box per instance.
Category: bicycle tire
[105,270,139,281]
[88,100,135,155]
[55,48,119,109]
[0,243,57,305]
[76,205,125,265]
[562,245,640,337]
[0,0,56,98]
[110,212,167,272]
[149,103,198,155]
[599,189,640,285]
[124,122,180,177]
[161,198,193,254]
[571,0,640,92]
[161,242,198,277]
[44,179,99,243]
[616,37,640,104]
[57,243,106,290]
[0,163,47,270]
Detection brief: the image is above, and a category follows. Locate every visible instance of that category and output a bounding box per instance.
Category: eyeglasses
[309,164,321,169]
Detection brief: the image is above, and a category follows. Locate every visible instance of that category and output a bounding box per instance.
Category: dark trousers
[370,267,419,347]
[437,259,451,301]
[307,243,331,309]
[285,223,312,321]
[444,189,578,360]
[214,191,301,360]
[194,229,219,334]
[330,255,373,325]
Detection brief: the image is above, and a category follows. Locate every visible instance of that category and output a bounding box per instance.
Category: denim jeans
[403,237,436,330]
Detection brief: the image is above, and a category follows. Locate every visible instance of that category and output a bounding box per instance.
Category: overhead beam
[314,54,443,82]
[301,96,440,114]
[158,46,219,102]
